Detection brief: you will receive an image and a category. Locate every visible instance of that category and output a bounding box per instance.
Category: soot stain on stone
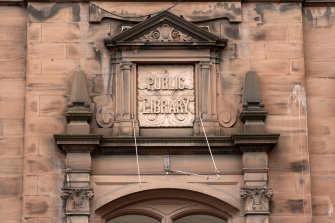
[303,9,314,21]
[216,2,241,15]
[192,9,213,15]
[71,3,80,22]
[290,160,308,172]
[28,3,80,22]
[224,25,240,40]
[93,47,102,62]
[254,32,266,41]
[299,176,305,185]
[269,200,274,213]
[26,201,49,214]
[288,199,304,213]
[279,3,299,13]
[324,7,334,20]
[255,3,275,22]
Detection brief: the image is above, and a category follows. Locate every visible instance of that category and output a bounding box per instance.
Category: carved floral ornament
[240,186,273,214]
[61,188,94,213]
[135,23,195,42]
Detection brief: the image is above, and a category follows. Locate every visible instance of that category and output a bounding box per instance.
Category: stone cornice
[2,1,334,7]
[54,134,102,153]
[97,134,279,154]
[21,0,335,4]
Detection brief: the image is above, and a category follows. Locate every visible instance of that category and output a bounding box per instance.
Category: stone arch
[94,188,241,223]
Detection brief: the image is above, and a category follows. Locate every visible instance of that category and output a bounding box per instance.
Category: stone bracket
[240,186,273,215]
[232,134,280,152]
[54,134,102,153]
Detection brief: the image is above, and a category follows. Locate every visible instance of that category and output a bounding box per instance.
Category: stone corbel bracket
[61,188,95,215]
[240,186,273,215]
[54,134,102,153]
[231,134,280,153]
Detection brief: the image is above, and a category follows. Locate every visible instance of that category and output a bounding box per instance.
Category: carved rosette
[61,188,94,214]
[218,107,237,128]
[96,104,114,128]
[135,23,194,42]
[240,186,273,214]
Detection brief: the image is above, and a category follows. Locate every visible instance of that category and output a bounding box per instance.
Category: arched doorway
[95,189,240,223]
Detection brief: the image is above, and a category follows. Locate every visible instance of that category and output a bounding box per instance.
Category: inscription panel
[138,65,195,127]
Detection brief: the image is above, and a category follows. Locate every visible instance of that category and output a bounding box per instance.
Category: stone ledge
[95,134,279,155]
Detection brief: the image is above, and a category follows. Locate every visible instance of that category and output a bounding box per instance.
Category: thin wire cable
[131,114,142,188]
[169,169,220,180]
[199,114,220,179]
[89,0,182,19]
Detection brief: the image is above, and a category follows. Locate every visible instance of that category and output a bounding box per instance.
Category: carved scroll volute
[240,186,273,214]
[96,103,114,128]
[61,188,94,214]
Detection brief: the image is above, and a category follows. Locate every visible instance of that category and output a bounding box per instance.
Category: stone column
[195,62,219,136]
[199,62,211,118]
[234,70,279,222]
[54,71,101,223]
[241,152,273,222]
[120,62,132,119]
[114,62,135,136]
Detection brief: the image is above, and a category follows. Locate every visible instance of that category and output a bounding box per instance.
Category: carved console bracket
[240,186,273,215]
[61,188,95,215]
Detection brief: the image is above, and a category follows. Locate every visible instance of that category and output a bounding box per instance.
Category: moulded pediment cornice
[104,10,227,48]
[3,1,335,7]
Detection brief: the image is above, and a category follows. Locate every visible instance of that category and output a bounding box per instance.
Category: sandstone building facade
[0,0,334,223]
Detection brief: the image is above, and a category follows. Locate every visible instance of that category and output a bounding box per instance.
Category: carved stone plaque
[138,65,195,127]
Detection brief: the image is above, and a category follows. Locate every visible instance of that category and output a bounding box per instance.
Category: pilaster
[237,70,278,222]
[54,71,101,223]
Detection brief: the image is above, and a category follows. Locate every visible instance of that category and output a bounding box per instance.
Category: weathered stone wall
[304,6,335,223]
[2,1,333,223]
[241,3,312,222]
[0,5,26,223]
[23,3,85,222]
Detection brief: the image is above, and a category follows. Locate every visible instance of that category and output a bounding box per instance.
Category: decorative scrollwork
[218,107,237,128]
[96,104,114,128]
[135,23,194,42]
[240,186,273,214]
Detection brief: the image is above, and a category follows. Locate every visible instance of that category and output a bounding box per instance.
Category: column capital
[120,62,132,70]
[199,62,211,69]
[61,188,95,215]
[240,186,273,215]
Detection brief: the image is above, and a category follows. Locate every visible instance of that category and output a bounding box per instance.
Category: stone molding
[61,188,95,215]
[54,134,102,153]
[240,186,273,214]
[104,11,227,49]
[96,134,279,155]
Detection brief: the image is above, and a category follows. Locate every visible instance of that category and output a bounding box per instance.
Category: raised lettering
[176,99,183,113]
[154,99,160,113]
[161,99,168,113]
[178,77,185,89]
[182,99,189,114]
[147,77,154,90]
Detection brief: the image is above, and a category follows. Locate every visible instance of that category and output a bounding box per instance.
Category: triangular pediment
[105,11,226,47]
